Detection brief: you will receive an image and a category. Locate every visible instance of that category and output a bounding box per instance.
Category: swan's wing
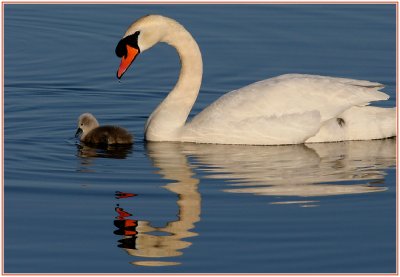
[183,110,322,145]
[192,74,388,125]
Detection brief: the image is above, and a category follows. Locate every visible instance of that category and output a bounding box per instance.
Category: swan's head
[75,113,100,140]
[115,15,177,79]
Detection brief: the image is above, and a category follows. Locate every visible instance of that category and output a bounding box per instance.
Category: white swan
[115,15,395,145]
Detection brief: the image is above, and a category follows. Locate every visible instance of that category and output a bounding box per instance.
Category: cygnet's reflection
[76,143,133,159]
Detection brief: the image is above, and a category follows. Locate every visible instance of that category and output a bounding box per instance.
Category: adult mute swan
[115,15,395,145]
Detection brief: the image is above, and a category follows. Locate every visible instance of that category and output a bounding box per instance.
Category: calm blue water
[4,4,396,273]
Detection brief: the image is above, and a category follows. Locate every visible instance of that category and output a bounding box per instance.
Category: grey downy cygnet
[75,113,133,145]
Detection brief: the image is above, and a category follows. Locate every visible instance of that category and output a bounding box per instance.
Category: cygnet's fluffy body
[76,113,133,145]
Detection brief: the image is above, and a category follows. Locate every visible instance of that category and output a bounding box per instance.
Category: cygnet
[75,113,133,145]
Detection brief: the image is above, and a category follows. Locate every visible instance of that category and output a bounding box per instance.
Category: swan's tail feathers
[349,83,389,107]
[339,79,384,89]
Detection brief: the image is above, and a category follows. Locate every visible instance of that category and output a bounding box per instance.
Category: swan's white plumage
[119,15,395,145]
[191,74,387,124]
[181,74,393,145]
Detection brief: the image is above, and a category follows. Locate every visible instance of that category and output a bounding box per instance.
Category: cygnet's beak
[117,45,140,79]
[75,128,83,138]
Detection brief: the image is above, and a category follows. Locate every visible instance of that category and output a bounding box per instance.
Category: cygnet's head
[75,113,100,140]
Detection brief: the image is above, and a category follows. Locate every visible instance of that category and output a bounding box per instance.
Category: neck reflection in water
[115,142,201,267]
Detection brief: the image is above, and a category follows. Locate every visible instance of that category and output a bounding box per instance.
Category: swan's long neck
[145,21,203,141]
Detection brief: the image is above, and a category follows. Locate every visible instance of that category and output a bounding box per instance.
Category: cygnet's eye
[80,123,84,126]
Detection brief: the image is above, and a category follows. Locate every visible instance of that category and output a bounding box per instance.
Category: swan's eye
[115,40,127,58]
[80,123,83,126]
[115,31,140,58]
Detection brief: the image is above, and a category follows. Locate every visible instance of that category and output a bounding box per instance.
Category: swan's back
[192,74,387,123]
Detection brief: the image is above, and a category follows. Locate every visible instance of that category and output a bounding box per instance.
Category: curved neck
[145,23,203,141]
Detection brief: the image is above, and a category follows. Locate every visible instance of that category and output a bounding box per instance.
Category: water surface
[4,4,396,273]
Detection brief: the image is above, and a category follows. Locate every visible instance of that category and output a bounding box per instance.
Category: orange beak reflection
[117,45,139,79]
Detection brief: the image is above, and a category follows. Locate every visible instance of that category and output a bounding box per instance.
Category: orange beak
[117,45,139,79]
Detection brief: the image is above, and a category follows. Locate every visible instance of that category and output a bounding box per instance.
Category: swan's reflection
[177,139,395,200]
[117,142,201,267]
[114,139,394,266]
[146,139,395,205]
[122,139,394,266]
